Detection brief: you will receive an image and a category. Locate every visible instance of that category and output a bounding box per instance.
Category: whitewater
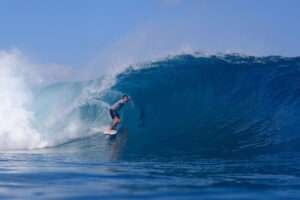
[1,51,300,199]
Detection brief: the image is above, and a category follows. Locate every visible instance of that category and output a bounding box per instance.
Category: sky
[0,0,299,71]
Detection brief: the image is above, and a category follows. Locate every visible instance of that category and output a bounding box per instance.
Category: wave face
[1,54,300,158]
[112,54,300,158]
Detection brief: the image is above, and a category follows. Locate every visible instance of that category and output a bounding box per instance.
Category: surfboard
[90,127,117,135]
[103,129,118,135]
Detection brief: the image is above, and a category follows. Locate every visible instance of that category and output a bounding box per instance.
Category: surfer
[109,95,130,130]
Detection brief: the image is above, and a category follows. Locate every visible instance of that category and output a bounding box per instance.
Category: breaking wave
[1,53,300,158]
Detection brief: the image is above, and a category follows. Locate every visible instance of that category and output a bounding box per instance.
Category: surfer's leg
[111,117,120,130]
[109,109,113,119]
[109,110,118,130]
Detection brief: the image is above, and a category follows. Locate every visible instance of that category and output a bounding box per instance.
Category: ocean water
[1,54,300,199]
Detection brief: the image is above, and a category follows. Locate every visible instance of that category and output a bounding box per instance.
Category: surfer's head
[122,95,130,102]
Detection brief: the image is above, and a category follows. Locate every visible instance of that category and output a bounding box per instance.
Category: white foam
[0,51,47,150]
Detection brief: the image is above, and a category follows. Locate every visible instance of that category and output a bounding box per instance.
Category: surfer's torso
[110,99,127,112]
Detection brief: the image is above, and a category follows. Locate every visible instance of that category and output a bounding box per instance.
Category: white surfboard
[90,127,117,135]
[103,129,118,135]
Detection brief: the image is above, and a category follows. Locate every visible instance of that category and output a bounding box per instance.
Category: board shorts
[109,109,120,119]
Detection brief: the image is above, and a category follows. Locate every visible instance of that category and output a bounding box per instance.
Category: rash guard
[110,99,127,112]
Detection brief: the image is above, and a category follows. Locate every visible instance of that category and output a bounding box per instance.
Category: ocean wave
[1,53,300,157]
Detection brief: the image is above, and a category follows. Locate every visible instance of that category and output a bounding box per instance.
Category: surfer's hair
[122,95,129,99]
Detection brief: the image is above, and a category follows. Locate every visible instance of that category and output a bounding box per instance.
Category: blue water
[1,54,300,199]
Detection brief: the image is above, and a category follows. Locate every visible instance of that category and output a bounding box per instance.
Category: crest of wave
[0,51,47,150]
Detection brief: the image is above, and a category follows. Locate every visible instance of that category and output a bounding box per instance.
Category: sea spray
[0,51,46,149]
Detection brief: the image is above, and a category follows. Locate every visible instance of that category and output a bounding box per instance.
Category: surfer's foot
[108,127,116,131]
